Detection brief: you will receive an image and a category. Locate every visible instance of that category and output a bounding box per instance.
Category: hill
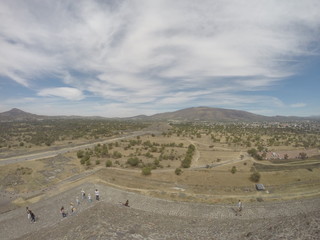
[0,108,48,121]
[147,106,271,122]
[0,107,316,122]
[0,108,106,122]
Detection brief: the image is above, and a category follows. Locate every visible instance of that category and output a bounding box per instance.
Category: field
[0,120,320,210]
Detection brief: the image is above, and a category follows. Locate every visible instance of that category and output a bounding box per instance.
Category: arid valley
[0,108,319,239]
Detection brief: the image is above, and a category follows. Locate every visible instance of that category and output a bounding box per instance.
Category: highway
[0,131,154,166]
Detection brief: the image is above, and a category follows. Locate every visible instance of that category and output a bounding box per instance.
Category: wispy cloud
[290,103,306,108]
[38,87,84,100]
[0,0,319,116]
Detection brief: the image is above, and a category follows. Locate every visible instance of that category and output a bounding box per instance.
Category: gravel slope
[0,183,319,240]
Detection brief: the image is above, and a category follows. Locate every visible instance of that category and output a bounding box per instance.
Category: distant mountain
[0,107,317,122]
[145,107,271,122]
[0,108,109,121]
[0,108,48,121]
[133,107,316,122]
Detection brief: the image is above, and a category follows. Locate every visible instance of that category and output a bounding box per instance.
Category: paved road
[0,131,155,166]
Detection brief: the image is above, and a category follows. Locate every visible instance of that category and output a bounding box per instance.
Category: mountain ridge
[0,107,317,122]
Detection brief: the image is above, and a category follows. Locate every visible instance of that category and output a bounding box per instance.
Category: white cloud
[290,103,306,108]
[0,0,319,116]
[37,87,84,100]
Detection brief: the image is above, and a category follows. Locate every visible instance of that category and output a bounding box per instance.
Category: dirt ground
[0,133,319,213]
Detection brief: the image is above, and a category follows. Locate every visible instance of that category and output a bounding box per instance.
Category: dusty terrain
[1,123,319,239]
[0,182,319,240]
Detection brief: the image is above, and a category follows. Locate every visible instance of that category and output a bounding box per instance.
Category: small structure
[255,184,265,191]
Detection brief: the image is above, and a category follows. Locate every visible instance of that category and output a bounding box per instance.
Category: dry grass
[1,132,319,205]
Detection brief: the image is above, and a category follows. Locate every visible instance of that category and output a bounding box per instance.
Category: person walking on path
[26,207,31,221]
[29,210,36,222]
[95,189,100,201]
[70,202,75,214]
[81,189,86,200]
[88,193,92,203]
[123,200,129,207]
[60,206,67,218]
[236,200,242,216]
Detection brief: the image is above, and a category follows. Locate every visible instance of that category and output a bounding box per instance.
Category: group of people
[81,188,100,201]
[60,188,101,218]
[26,187,130,222]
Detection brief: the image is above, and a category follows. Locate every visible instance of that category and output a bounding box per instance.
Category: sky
[0,0,320,118]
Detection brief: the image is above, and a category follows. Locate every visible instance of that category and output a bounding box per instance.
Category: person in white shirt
[236,200,242,216]
[95,189,100,201]
[88,193,92,202]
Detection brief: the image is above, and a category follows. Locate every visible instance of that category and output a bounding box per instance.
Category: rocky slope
[0,182,319,240]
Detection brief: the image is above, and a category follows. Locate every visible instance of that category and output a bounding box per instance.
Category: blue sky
[0,0,319,117]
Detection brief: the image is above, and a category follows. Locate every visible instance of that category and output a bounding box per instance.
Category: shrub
[112,151,122,159]
[154,159,160,167]
[77,150,84,159]
[127,157,140,167]
[142,167,151,176]
[250,172,261,182]
[16,167,32,175]
[95,160,100,165]
[175,168,182,175]
[231,166,237,174]
[106,160,112,167]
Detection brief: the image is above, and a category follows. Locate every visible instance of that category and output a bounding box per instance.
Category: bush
[231,166,237,174]
[77,150,84,159]
[250,172,261,182]
[127,157,140,167]
[175,168,182,175]
[142,167,152,176]
[105,160,112,167]
[154,159,160,167]
[95,160,100,165]
[112,151,122,159]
